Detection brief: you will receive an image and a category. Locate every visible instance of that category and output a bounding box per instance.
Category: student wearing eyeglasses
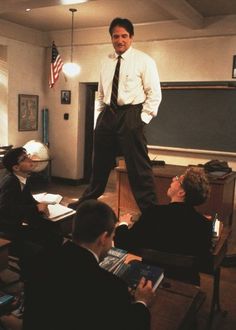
[0,147,63,278]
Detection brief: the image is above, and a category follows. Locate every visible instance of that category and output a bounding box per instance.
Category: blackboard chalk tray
[151,160,166,167]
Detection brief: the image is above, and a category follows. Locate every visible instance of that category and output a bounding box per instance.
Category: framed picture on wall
[18,94,39,131]
[61,90,71,104]
[232,55,236,79]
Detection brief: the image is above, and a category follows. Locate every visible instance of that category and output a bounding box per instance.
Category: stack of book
[99,247,127,272]
[100,247,164,291]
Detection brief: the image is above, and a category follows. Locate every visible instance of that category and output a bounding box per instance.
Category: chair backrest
[135,248,199,285]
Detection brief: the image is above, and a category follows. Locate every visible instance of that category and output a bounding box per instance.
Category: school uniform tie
[110,55,121,110]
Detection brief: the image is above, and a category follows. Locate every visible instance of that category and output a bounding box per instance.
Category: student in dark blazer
[23,199,155,330]
[114,167,213,285]
[0,147,62,274]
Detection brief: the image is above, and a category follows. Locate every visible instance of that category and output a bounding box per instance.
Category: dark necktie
[110,55,121,110]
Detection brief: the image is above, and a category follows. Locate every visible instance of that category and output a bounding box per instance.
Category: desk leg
[207,267,227,329]
[212,268,221,313]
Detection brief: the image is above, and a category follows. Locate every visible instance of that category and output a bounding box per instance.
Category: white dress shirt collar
[15,174,27,190]
[84,247,99,263]
[111,46,132,60]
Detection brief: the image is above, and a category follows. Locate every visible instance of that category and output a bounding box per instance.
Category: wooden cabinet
[116,164,236,226]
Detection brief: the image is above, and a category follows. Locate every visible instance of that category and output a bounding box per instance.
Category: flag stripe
[49,43,63,88]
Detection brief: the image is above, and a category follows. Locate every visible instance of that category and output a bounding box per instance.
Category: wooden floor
[0,170,236,330]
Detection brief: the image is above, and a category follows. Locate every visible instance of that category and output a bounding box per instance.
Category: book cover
[99,247,127,272]
[0,292,15,306]
[116,260,164,291]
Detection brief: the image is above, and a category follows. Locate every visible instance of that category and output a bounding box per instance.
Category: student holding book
[0,147,63,277]
[114,167,213,285]
[23,200,155,330]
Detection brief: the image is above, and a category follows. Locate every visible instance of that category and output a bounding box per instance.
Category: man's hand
[117,213,141,228]
[134,277,155,307]
[118,213,133,227]
[37,203,50,217]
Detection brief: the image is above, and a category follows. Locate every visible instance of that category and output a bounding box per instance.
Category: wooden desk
[151,278,203,330]
[199,227,230,328]
[115,164,236,226]
[143,227,230,329]
[47,196,77,236]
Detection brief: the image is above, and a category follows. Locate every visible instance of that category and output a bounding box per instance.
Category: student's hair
[2,147,26,172]
[182,167,210,206]
[72,200,118,243]
[109,17,134,37]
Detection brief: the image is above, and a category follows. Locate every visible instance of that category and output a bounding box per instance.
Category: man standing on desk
[71,17,162,211]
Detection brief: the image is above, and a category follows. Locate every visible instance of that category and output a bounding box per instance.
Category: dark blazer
[114,203,212,284]
[23,241,150,330]
[0,173,62,271]
[0,173,40,230]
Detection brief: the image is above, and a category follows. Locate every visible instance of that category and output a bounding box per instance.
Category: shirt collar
[15,174,27,185]
[120,46,132,60]
[84,247,99,263]
[111,46,132,60]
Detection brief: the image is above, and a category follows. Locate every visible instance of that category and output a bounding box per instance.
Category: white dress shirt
[15,174,27,191]
[97,47,162,124]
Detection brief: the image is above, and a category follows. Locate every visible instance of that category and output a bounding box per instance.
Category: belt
[105,103,143,112]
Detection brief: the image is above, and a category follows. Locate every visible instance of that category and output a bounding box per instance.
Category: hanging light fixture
[63,8,81,77]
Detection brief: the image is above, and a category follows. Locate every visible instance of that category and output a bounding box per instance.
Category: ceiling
[0,0,236,32]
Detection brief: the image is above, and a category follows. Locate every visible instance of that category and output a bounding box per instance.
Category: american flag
[49,42,63,88]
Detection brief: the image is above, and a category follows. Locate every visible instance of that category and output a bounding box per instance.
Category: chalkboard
[145,83,236,153]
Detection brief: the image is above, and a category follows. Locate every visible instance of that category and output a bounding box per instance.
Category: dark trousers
[80,104,157,211]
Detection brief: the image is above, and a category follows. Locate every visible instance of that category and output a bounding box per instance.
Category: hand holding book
[134,276,155,308]
[116,260,164,292]
[101,249,164,292]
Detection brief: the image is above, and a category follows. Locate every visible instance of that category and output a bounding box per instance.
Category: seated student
[0,147,63,275]
[23,199,155,330]
[114,167,213,285]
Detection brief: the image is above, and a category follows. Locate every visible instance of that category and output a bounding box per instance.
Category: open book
[47,204,76,221]
[33,192,63,204]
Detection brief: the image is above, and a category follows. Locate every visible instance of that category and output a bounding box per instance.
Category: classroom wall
[0,33,47,148]
[1,18,236,180]
[0,45,8,146]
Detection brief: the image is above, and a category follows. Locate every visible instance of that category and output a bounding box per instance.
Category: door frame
[83,82,98,182]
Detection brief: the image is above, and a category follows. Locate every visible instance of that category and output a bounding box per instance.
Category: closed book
[99,247,127,272]
[116,260,164,291]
